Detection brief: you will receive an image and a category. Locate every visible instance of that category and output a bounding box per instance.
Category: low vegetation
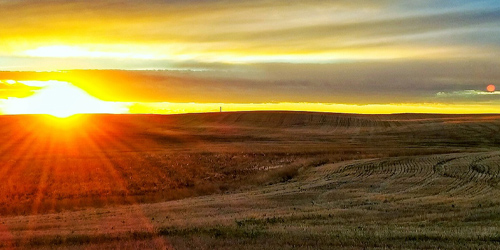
[0,112,499,248]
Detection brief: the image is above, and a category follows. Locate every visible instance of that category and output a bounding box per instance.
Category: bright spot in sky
[23,45,157,59]
[3,81,125,118]
[487,84,496,92]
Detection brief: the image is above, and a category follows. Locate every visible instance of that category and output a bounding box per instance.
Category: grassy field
[0,111,499,249]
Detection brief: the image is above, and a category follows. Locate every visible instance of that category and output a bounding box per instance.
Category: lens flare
[3,80,126,118]
[487,84,496,92]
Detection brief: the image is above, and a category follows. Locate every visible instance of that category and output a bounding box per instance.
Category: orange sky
[0,1,499,115]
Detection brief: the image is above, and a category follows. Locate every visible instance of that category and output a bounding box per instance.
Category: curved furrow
[444,165,476,195]
[389,157,441,195]
[441,154,499,195]
[317,152,500,200]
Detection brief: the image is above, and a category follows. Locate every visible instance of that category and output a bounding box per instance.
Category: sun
[3,80,124,118]
[487,84,496,92]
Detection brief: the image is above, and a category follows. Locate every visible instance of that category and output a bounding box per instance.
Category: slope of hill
[2,152,500,249]
[0,112,499,248]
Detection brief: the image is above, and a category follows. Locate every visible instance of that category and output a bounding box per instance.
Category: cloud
[0,79,41,98]
[436,90,500,96]
[1,56,499,105]
[435,90,500,104]
[1,0,499,63]
[0,0,500,109]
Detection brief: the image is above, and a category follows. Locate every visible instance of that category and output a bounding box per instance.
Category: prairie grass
[1,112,500,248]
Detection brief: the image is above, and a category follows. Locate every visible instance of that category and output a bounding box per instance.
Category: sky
[0,0,499,114]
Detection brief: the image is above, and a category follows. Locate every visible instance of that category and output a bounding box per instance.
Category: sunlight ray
[21,132,60,245]
[79,119,171,242]
[0,121,44,215]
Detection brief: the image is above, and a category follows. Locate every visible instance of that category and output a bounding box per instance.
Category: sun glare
[3,81,125,118]
[487,84,496,92]
[23,45,157,59]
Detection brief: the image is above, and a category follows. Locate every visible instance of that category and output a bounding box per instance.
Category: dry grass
[3,152,500,249]
[0,112,500,248]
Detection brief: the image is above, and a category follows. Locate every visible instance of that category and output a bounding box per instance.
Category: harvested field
[0,111,500,248]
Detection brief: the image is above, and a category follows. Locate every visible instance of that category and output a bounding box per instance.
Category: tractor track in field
[307,151,500,205]
[2,150,500,249]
